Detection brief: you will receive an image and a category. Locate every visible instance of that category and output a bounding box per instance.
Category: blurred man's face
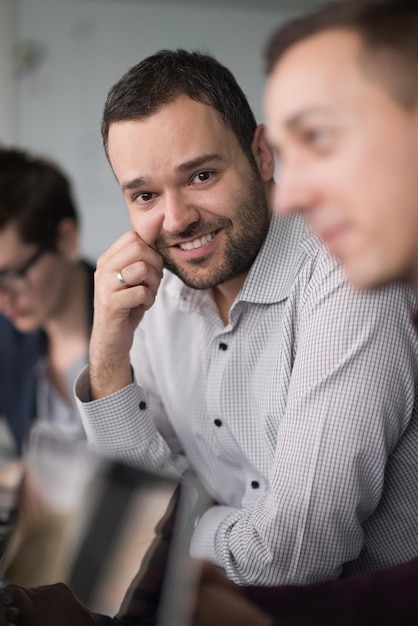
[264,28,418,290]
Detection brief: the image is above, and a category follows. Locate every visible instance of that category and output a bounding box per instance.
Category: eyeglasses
[0,247,47,295]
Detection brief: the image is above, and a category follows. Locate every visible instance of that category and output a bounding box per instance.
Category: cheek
[25,279,55,316]
[343,211,414,289]
[128,209,162,246]
[345,207,390,263]
[378,207,418,269]
[30,261,66,310]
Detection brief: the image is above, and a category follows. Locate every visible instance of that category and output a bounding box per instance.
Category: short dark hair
[101,49,258,166]
[265,0,418,109]
[0,148,79,250]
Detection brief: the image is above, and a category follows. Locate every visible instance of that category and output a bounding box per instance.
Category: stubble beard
[158,176,270,290]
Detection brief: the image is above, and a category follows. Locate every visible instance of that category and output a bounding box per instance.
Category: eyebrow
[121,177,150,193]
[285,106,333,131]
[175,153,224,174]
[120,153,224,193]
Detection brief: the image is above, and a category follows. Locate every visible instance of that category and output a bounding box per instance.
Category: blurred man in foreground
[193,1,418,624]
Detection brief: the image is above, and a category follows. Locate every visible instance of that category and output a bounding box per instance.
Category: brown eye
[304,127,331,148]
[193,171,212,183]
[135,192,154,203]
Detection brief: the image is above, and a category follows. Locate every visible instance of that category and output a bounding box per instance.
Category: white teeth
[179,232,215,251]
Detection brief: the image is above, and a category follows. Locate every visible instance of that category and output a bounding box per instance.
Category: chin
[12,317,41,334]
[345,258,400,291]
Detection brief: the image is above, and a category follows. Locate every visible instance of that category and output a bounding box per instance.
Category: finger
[8,584,95,626]
[95,267,161,315]
[99,231,164,277]
[114,283,160,316]
[96,239,163,303]
[114,259,164,291]
[11,583,74,611]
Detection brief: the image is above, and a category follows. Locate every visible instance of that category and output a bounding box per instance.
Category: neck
[213,273,247,326]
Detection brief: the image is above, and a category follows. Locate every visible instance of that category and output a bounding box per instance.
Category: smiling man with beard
[72,49,418,588]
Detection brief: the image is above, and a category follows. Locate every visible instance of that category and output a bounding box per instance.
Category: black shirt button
[251,481,260,489]
[214,419,223,427]
[139,401,147,410]
[219,343,228,351]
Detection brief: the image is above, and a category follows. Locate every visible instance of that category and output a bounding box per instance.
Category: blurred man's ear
[251,124,275,182]
[56,218,79,260]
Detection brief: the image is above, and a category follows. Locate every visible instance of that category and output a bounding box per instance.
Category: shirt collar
[237,212,316,305]
[165,212,318,310]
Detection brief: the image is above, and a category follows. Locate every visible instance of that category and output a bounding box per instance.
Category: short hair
[101,49,258,166]
[265,0,418,109]
[0,148,79,250]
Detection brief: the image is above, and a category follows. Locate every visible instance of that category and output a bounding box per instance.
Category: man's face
[264,29,418,289]
[107,95,271,291]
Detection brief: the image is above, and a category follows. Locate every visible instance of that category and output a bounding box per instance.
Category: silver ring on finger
[116,269,129,287]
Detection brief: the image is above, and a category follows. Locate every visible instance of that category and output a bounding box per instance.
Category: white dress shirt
[76,213,418,585]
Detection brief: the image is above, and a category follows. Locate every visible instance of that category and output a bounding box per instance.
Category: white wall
[13,0,300,260]
[0,0,16,145]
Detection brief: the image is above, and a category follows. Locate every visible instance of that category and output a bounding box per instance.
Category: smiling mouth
[177,230,218,251]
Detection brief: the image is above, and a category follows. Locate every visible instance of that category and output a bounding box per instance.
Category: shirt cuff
[75,366,135,403]
[75,365,93,402]
[189,505,239,564]
[73,367,152,452]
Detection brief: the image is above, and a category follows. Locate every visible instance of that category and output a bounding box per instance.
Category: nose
[162,190,200,234]
[274,162,316,216]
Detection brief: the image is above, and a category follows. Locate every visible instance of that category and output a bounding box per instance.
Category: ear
[251,124,275,182]
[55,218,79,260]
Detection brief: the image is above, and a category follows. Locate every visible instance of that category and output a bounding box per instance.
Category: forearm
[190,486,360,586]
[75,367,187,475]
[88,332,133,399]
